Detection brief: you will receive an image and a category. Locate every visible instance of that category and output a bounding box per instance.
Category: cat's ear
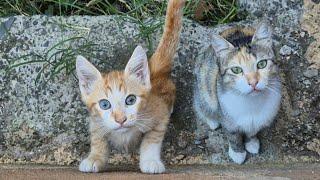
[252,21,273,47]
[76,55,102,95]
[211,34,234,58]
[124,46,151,89]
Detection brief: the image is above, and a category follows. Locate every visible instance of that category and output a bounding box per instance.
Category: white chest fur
[219,89,281,136]
[109,128,142,151]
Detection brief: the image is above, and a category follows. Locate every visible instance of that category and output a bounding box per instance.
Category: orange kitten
[76,0,185,174]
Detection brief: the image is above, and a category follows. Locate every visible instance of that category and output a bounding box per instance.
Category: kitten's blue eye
[257,60,268,69]
[125,94,136,105]
[231,67,243,74]
[99,99,111,110]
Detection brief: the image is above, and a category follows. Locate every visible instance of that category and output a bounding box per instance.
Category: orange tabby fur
[76,0,185,174]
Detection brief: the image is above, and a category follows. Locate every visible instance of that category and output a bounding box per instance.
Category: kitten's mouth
[115,126,129,132]
[249,88,261,94]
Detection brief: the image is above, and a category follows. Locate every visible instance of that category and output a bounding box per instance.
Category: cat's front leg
[139,124,166,174]
[79,133,109,173]
[228,132,246,164]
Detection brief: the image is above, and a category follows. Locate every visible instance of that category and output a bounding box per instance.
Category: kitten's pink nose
[117,118,127,125]
[116,116,127,125]
[113,111,127,125]
[249,81,258,88]
[245,73,259,89]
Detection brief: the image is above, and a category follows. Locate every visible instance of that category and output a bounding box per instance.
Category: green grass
[0,0,244,25]
[5,36,100,86]
[2,0,245,86]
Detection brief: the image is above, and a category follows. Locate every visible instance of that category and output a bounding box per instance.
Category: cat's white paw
[79,157,106,173]
[140,160,165,174]
[228,147,246,164]
[245,137,260,154]
[207,120,220,130]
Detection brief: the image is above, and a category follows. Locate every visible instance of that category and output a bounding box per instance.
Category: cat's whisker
[134,121,153,132]
[137,113,153,118]
[266,86,281,95]
[135,119,152,129]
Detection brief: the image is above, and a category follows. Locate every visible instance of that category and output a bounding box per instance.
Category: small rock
[291,109,301,117]
[177,140,187,149]
[280,45,293,56]
[300,31,305,38]
[307,139,320,156]
[303,68,318,78]
[176,154,185,160]
[303,79,311,86]
[194,140,202,145]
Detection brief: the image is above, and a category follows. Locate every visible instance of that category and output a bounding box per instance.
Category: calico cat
[76,0,185,174]
[194,22,281,164]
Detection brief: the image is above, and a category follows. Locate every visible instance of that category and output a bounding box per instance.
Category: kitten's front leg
[139,124,166,174]
[228,132,246,164]
[79,133,109,173]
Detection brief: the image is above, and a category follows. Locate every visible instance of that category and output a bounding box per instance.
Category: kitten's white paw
[207,120,220,130]
[79,157,106,173]
[140,160,165,174]
[228,147,246,164]
[245,137,260,154]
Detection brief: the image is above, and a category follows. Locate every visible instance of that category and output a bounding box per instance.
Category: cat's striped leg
[139,123,167,174]
[79,133,109,173]
[194,99,220,130]
[245,135,260,154]
[228,132,246,164]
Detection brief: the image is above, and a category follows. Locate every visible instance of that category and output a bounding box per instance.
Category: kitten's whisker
[266,86,281,95]
[134,123,150,132]
[134,121,153,131]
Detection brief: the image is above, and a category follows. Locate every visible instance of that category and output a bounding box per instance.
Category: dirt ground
[0,163,319,180]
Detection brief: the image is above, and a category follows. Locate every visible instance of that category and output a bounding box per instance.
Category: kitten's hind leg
[139,123,167,174]
[245,136,260,154]
[228,132,246,164]
[79,133,109,173]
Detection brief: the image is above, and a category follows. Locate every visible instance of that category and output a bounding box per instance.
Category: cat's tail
[149,0,185,77]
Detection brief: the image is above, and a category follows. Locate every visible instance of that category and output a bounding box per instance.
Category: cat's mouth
[115,126,129,132]
[248,88,262,95]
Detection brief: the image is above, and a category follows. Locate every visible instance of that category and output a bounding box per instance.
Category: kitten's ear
[252,22,273,47]
[124,46,151,89]
[76,55,102,95]
[211,34,234,58]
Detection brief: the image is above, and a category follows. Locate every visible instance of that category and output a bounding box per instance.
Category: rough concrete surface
[1,163,320,180]
[0,0,319,166]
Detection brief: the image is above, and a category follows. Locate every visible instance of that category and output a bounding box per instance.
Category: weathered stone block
[0,0,318,165]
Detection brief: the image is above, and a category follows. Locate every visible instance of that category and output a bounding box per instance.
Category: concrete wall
[0,0,319,165]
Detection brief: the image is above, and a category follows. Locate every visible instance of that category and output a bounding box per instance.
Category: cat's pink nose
[245,73,259,89]
[113,111,127,125]
[115,116,127,125]
[249,81,258,89]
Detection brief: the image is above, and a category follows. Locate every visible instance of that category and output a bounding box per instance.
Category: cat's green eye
[257,60,268,69]
[231,67,243,74]
[125,94,136,105]
[99,99,111,110]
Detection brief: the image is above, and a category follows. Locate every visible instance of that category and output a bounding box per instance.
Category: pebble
[291,109,301,117]
[303,68,318,78]
[194,140,202,145]
[303,79,311,86]
[175,154,185,160]
[177,140,188,149]
[280,45,293,56]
